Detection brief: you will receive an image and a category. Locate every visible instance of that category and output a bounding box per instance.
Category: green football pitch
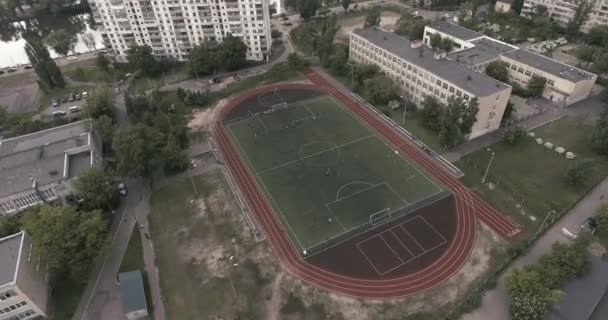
[225,94,444,253]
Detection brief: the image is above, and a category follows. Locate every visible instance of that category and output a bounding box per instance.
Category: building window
[449,86,455,93]
[510,65,517,70]
[548,79,555,86]
[517,67,524,73]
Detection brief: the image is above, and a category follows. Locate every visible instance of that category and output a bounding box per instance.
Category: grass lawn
[457,116,608,236]
[64,59,125,84]
[149,171,272,319]
[226,94,441,251]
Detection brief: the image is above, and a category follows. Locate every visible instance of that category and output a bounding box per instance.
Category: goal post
[262,101,288,114]
[369,208,391,225]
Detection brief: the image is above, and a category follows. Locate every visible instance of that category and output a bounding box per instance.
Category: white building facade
[522,0,608,31]
[88,0,272,62]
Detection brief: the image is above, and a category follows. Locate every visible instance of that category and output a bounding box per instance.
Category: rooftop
[0,232,24,286]
[353,27,510,97]
[500,49,595,82]
[428,21,484,41]
[119,271,148,314]
[447,37,517,67]
[0,120,93,198]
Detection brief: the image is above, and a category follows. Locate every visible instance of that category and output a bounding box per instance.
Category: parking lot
[46,91,88,120]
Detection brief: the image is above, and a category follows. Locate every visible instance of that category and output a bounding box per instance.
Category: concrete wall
[14,233,49,318]
[495,1,512,13]
[470,86,512,139]
[423,28,476,53]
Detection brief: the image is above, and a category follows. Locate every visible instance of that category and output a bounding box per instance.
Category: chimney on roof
[410,40,423,49]
[466,74,472,81]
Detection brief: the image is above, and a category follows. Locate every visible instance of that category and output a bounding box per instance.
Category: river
[0,13,106,69]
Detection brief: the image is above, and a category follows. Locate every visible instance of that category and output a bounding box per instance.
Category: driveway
[463,177,608,320]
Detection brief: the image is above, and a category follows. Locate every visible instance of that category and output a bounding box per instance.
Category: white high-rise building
[88,0,272,62]
[521,0,608,31]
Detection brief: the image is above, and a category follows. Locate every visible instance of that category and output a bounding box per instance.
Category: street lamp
[536,209,556,235]
[481,148,495,184]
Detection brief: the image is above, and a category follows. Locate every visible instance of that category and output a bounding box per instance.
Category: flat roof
[0,120,93,198]
[0,232,24,286]
[119,271,148,314]
[448,37,517,67]
[428,21,484,41]
[353,27,510,97]
[501,49,595,82]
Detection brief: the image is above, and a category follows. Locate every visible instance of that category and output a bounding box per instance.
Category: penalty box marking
[356,215,448,276]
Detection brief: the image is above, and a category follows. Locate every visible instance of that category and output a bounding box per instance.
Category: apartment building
[0,232,48,320]
[426,21,596,106]
[0,121,102,216]
[521,0,608,31]
[88,0,272,62]
[350,27,512,139]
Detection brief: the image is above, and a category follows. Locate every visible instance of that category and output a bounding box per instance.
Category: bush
[271,29,283,39]
[503,126,527,144]
[563,161,592,186]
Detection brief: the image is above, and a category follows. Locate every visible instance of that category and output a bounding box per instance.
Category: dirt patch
[336,11,401,42]
[188,99,228,133]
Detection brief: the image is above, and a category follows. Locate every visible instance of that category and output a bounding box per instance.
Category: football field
[225,93,444,254]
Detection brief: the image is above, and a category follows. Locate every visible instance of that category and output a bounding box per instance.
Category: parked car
[208,78,216,85]
[23,65,32,70]
[7,68,17,73]
[0,70,4,75]
[69,106,82,113]
[82,91,88,99]
[52,99,60,107]
[68,93,75,102]
[282,22,293,26]
[233,74,240,82]
[67,56,78,61]
[62,96,69,103]
[75,93,82,100]
[118,182,128,196]
[52,110,67,118]
[581,217,598,233]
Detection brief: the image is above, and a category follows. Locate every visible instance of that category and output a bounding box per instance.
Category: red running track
[211,73,518,298]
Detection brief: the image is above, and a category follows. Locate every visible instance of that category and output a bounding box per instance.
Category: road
[462,177,608,320]
[0,49,105,77]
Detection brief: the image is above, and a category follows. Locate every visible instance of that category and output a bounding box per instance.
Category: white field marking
[226,125,306,250]
[356,233,416,276]
[379,233,405,263]
[417,216,448,245]
[330,181,387,203]
[527,115,564,130]
[326,95,375,134]
[226,95,329,127]
[356,238,385,275]
[324,204,348,231]
[399,224,425,252]
[388,229,415,258]
[255,114,269,131]
[335,181,375,201]
[257,135,375,175]
[384,182,410,206]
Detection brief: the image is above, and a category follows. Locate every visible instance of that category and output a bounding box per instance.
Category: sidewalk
[463,177,608,320]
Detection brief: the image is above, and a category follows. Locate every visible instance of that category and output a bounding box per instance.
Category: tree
[527,76,546,97]
[395,12,430,40]
[430,33,443,50]
[503,126,526,144]
[364,9,381,28]
[45,29,76,56]
[591,111,608,155]
[86,86,115,119]
[596,203,608,232]
[587,25,608,47]
[22,205,108,281]
[327,44,349,76]
[563,161,591,186]
[341,0,351,12]
[440,37,455,53]
[96,54,110,72]
[420,96,444,132]
[486,61,509,82]
[73,167,120,211]
[316,14,339,65]
[353,63,379,88]
[296,0,320,20]
[437,97,478,147]
[566,0,597,36]
[25,35,65,89]
[112,124,164,177]
[127,45,159,76]
[0,215,21,238]
[534,4,549,16]
[287,52,307,70]
[362,74,398,106]
[82,32,96,51]
[219,34,248,71]
[161,135,189,173]
[93,114,114,149]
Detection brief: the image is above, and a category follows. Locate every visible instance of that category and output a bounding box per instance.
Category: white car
[82,91,88,99]
[69,106,82,113]
[118,182,127,196]
[67,56,78,61]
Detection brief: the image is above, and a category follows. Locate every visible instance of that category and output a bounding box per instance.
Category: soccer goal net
[369,208,391,225]
[262,101,288,114]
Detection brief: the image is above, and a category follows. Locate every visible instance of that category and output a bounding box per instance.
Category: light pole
[536,209,556,235]
[481,148,495,184]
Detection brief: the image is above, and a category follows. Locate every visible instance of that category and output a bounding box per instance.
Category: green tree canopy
[220,34,248,71]
[364,9,381,28]
[296,0,320,20]
[95,54,110,72]
[566,0,597,37]
[113,124,165,177]
[93,114,114,149]
[341,0,351,12]
[0,215,21,238]
[127,45,159,76]
[485,61,509,82]
[187,43,218,77]
[362,74,398,106]
[591,111,608,155]
[395,12,430,40]
[22,205,108,281]
[420,96,444,132]
[73,166,120,211]
[86,86,115,119]
[527,76,547,97]
[45,29,76,56]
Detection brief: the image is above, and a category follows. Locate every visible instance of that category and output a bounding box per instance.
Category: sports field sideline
[225,92,444,254]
